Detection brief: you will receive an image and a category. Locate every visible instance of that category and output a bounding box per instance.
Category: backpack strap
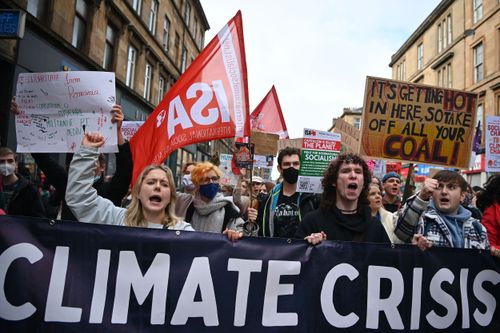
[185,202,196,223]
[222,204,242,233]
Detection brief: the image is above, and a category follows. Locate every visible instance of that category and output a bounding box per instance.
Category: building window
[438,23,443,52]
[132,0,142,15]
[474,42,484,83]
[149,0,158,35]
[184,1,191,27]
[193,18,198,42]
[417,43,424,70]
[158,76,165,104]
[175,32,180,47]
[163,16,170,51]
[126,45,137,88]
[72,0,88,50]
[181,47,187,73]
[353,118,361,129]
[473,0,483,23]
[103,25,117,70]
[446,63,452,88]
[27,0,47,19]
[446,14,452,45]
[144,63,153,101]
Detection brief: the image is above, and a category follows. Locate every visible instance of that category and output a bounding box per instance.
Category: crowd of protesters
[1,103,500,259]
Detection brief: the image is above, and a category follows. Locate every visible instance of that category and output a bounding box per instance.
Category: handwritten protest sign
[15,71,117,153]
[122,121,144,142]
[297,128,341,193]
[219,153,238,185]
[360,77,477,169]
[486,116,500,172]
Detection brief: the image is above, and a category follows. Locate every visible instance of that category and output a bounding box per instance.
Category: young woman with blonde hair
[66,132,193,230]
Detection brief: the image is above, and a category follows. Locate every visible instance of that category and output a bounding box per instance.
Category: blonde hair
[124,165,179,228]
[190,161,222,185]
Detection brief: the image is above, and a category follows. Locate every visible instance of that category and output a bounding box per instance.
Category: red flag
[250,86,289,139]
[130,11,249,183]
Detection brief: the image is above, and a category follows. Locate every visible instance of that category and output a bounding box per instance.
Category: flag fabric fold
[250,86,289,139]
[129,11,249,183]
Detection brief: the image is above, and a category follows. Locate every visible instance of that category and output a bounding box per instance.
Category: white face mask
[182,174,195,191]
[0,163,15,177]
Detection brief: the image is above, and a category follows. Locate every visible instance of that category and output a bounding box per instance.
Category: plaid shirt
[395,194,490,249]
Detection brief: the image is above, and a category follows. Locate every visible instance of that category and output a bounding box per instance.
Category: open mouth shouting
[149,195,163,205]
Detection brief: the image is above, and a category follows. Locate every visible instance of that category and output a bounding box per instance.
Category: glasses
[202,176,220,184]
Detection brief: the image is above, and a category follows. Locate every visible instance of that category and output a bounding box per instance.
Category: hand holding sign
[82,132,105,149]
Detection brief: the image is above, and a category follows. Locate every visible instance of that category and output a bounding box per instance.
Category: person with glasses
[184,162,257,241]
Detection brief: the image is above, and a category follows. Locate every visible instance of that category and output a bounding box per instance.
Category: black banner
[0,216,499,332]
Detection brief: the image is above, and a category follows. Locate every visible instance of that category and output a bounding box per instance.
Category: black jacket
[0,174,45,218]
[32,142,133,221]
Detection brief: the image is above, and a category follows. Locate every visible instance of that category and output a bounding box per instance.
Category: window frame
[149,0,158,35]
[473,42,484,83]
[126,44,137,88]
[144,62,153,101]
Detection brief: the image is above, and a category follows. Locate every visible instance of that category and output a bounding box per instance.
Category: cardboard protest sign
[250,85,289,139]
[15,71,117,153]
[334,117,360,153]
[121,121,144,142]
[130,11,249,183]
[250,131,279,156]
[297,128,341,193]
[253,154,273,181]
[485,116,500,172]
[277,138,302,152]
[360,77,477,169]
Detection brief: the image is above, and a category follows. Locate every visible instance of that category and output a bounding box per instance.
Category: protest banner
[486,116,500,172]
[130,11,250,183]
[333,117,360,153]
[0,216,498,333]
[297,128,341,193]
[250,131,279,156]
[360,77,477,169]
[15,71,117,153]
[250,85,289,139]
[121,121,144,142]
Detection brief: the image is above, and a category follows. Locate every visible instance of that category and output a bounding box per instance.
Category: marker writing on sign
[82,124,86,134]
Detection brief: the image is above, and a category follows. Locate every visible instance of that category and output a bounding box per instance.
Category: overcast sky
[199,0,442,139]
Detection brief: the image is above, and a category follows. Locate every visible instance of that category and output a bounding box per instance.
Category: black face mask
[282,167,299,184]
[256,192,267,202]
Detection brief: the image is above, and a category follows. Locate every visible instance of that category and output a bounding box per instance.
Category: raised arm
[66,132,125,225]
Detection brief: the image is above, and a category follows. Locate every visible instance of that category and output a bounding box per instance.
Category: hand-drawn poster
[15,71,117,153]
[360,76,477,169]
[122,121,144,142]
[486,116,500,172]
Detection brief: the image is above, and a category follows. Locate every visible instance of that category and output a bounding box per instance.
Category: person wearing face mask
[257,147,319,238]
[183,162,258,240]
[0,147,46,217]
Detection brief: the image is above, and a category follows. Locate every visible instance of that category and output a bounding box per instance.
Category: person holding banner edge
[183,161,258,241]
[257,147,319,238]
[66,132,193,230]
[295,153,390,245]
[395,170,490,251]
